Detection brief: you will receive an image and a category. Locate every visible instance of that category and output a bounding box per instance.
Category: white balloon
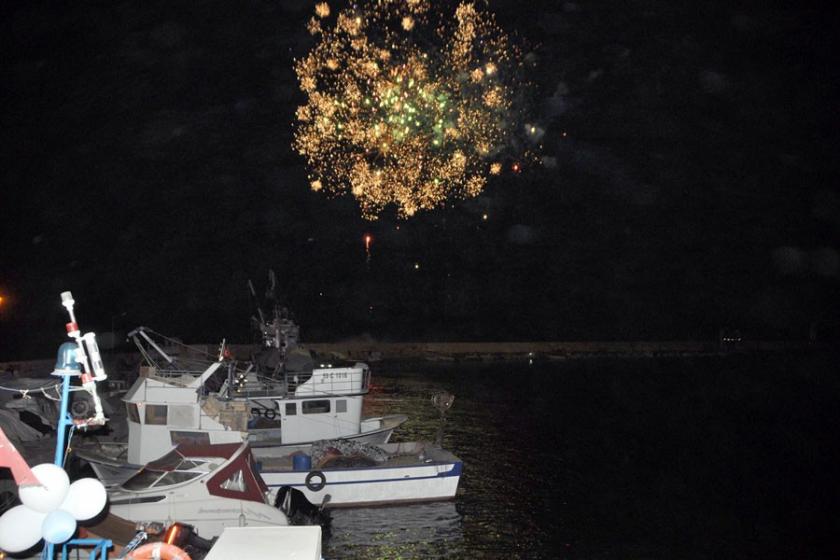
[61,478,107,521]
[42,509,77,544]
[0,504,46,553]
[19,463,70,513]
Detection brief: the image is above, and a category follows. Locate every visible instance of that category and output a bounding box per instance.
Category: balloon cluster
[0,463,107,553]
[294,0,535,219]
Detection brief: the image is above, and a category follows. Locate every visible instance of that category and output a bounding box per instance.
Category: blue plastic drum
[293,454,312,471]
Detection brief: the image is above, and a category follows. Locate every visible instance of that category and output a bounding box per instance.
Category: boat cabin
[123,360,372,465]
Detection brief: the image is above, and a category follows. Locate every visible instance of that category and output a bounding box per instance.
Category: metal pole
[53,374,72,466]
[42,373,72,560]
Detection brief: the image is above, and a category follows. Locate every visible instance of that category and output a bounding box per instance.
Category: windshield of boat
[122,469,202,490]
[122,450,205,490]
[145,449,185,470]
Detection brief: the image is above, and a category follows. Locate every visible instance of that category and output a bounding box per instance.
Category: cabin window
[145,404,167,425]
[220,469,248,492]
[168,405,195,428]
[302,400,331,414]
[126,403,140,423]
[285,403,297,416]
[123,469,166,490]
[336,399,347,413]
[170,431,210,447]
[147,449,184,470]
[122,469,200,491]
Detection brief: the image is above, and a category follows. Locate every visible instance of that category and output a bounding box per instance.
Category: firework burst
[294,0,533,219]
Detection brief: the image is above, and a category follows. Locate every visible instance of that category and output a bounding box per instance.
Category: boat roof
[204,442,269,503]
[142,442,242,471]
[175,442,243,460]
[124,442,269,504]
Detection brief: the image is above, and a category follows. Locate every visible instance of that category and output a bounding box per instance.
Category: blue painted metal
[52,343,82,375]
[53,373,73,466]
[60,538,113,560]
[445,461,463,477]
[43,371,74,560]
[41,335,112,560]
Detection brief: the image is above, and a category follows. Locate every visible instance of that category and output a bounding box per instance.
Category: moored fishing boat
[74,350,406,486]
[259,439,462,508]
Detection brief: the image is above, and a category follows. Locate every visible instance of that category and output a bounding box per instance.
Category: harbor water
[325,351,839,559]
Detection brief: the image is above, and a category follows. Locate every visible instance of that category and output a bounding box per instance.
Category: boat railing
[153,368,207,378]
[242,363,371,396]
[291,365,370,396]
[228,378,288,399]
[138,361,371,400]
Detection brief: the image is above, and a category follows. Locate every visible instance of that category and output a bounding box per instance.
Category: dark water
[323,351,840,559]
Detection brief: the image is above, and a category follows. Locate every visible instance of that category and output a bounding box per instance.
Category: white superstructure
[120,359,404,466]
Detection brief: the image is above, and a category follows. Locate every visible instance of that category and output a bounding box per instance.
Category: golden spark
[315,2,330,18]
[293,1,533,219]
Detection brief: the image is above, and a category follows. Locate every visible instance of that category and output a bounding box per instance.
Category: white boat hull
[106,443,288,540]
[109,496,288,539]
[262,461,462,507]
[257,442,463,508]
[75,413,407,488]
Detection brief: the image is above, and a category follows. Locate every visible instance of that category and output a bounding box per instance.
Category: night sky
[2,0,838,360]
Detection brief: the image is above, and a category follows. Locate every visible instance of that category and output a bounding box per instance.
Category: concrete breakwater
[296,339,814,362]
[0,340,817,377]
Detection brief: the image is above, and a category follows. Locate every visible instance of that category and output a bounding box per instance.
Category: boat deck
[256,441,458,472]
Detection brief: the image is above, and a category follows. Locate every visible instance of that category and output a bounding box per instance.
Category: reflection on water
[326,360,566,558]
[324,352,840,559]
[327,502,464,558]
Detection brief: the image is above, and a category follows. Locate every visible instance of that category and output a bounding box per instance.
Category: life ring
[305,470,327,492]
[250,408,277,420]
[126,542,192,560]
